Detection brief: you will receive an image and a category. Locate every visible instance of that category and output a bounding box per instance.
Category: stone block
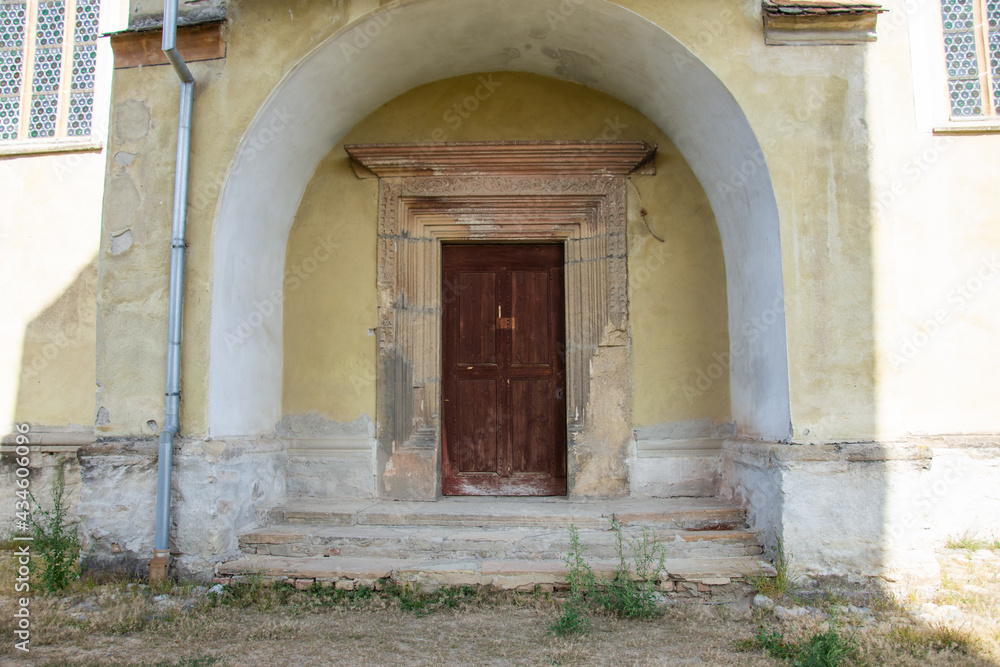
[294,578,315,590]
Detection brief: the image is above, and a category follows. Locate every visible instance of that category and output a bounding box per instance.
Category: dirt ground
[0,543,998,667]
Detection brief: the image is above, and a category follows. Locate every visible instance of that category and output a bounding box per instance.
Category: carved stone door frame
[345,141,656,500]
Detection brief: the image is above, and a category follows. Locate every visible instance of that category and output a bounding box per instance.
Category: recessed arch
[209,0,791,440]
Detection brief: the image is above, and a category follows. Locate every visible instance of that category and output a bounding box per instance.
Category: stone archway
[209,0,791,442]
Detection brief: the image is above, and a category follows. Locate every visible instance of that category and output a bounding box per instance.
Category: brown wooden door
[442,244,567,496]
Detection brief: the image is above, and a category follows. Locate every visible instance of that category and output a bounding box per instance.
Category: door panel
[456,378,498,473]
[442,244,566,496]
[510,378,553,474]
[457,272,498,366]
[511,271,550,367]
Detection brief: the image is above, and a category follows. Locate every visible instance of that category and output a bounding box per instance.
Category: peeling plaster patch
[95,406,109,426]
[540,47,601,85]
[146,419,157,433]
[113,100,151,142]
[114,151,136,166]
[105,175,141,228]
[109,229,133,255]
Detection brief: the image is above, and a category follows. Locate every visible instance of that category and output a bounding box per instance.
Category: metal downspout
[151,0,194,582]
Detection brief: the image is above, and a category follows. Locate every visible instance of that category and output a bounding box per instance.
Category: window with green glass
[941,0,1000,117]
[0,0,99,141]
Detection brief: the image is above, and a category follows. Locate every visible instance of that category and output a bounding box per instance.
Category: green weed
[742,622,857,666]
[29,463,81,592]
[549,518,667,635]
[549,524,593,636]
[589,517,665,620]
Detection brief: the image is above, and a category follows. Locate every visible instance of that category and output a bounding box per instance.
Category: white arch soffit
[209,0,791,440]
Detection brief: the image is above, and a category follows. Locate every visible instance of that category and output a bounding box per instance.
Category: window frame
[0,0,114,153]
[909,0,1000,133]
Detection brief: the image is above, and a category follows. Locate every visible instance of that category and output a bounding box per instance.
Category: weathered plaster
[570,344,632,497]
[632,419,737,497]
[76,437,285,580]
[278,413,375,499]
[723,438,1000,583]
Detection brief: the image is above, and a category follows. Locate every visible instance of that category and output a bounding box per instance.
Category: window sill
[933,121,1000,135]
[0,138,103,157]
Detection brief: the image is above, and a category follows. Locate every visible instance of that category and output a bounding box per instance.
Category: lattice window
[941,0,1000,117]
[0,0,98,141]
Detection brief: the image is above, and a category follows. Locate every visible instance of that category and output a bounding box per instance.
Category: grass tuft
[748,536,791,599]
[946,531,1000,552]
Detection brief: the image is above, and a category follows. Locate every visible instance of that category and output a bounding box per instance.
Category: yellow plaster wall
[0,154,103,432]
[282,72,731,426]
[95,0,870,442]
[95,0,358,436]
[97,0,1000,442]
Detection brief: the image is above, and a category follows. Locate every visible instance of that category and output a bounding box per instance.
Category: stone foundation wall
[76,437,286,581]
[0,444,84,536]
[722,437,1000,586]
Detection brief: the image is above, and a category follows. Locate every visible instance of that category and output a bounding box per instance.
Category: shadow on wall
[14,256,99,431]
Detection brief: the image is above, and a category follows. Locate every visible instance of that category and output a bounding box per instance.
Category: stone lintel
[345,141,657,178]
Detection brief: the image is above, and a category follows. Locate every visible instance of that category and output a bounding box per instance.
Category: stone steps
[239,524,762,561]
[222,496,772,599]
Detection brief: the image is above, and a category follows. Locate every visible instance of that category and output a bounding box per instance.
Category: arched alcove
[209,0,790,441]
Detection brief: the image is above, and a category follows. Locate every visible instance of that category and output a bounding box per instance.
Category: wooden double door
[441,244,567,496]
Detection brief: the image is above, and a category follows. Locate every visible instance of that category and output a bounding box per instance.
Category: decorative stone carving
[345,141,656,500]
